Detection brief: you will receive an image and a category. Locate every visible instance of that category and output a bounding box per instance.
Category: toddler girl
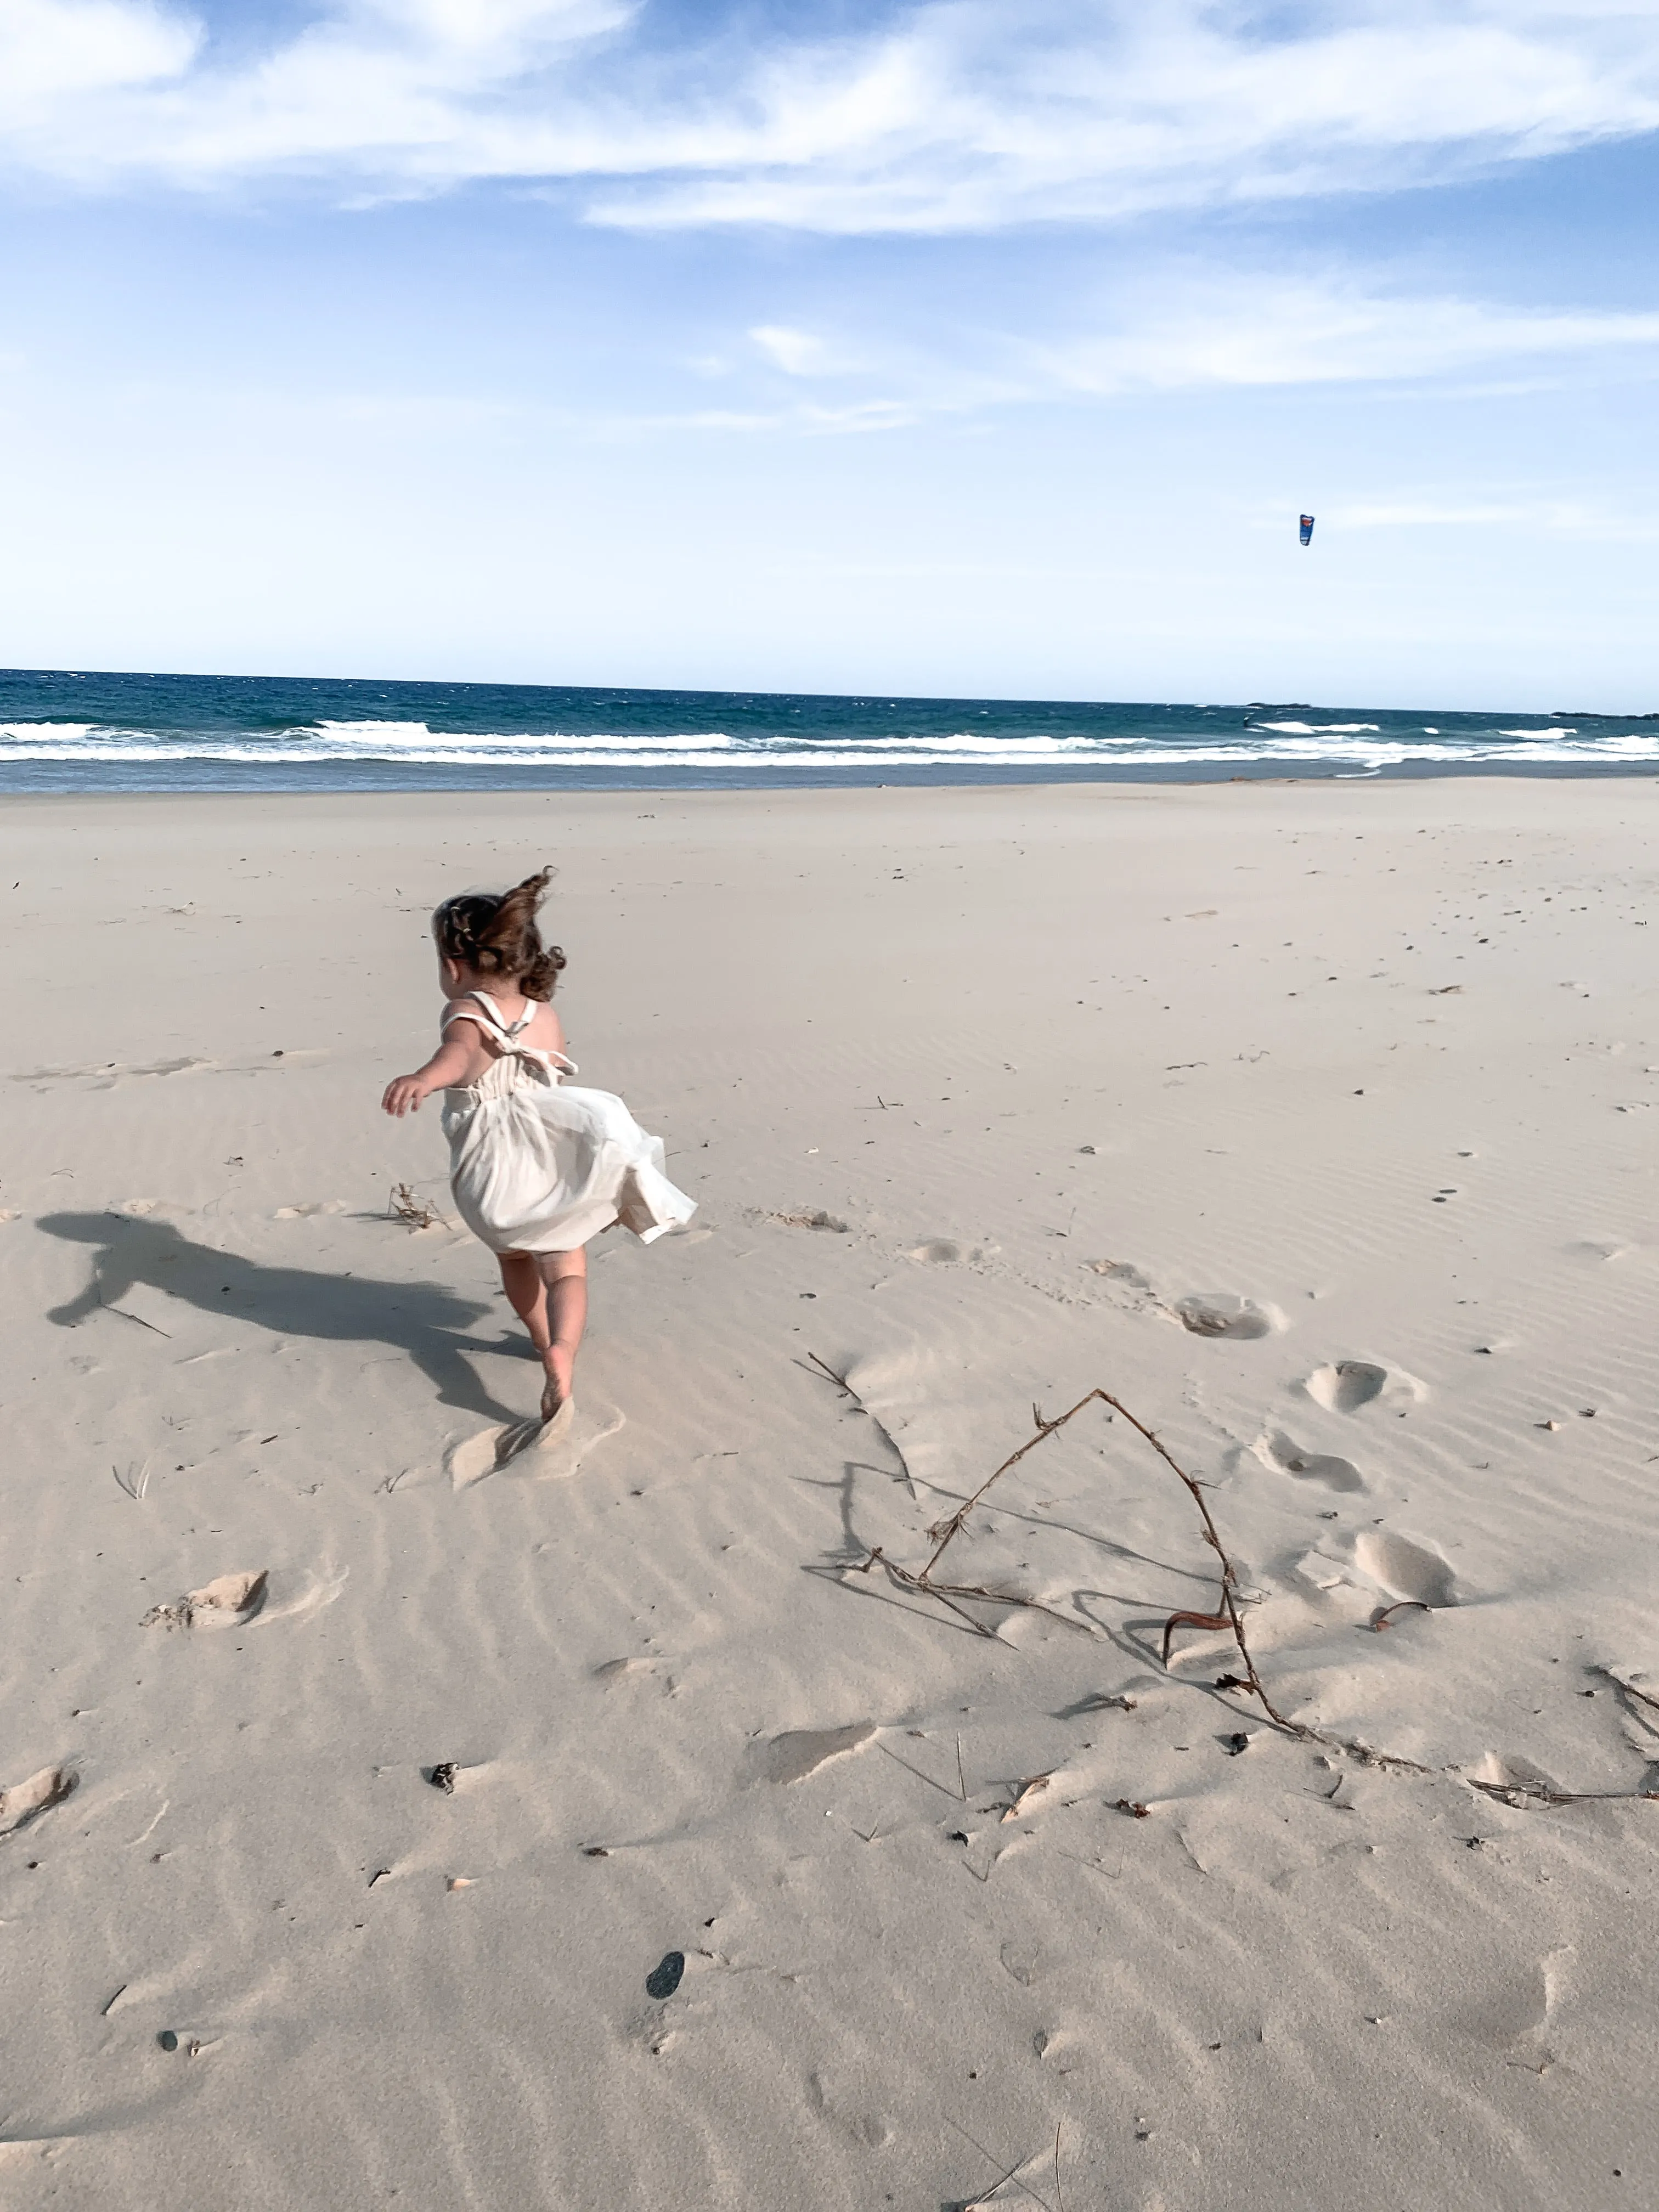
[382,868,695,1422]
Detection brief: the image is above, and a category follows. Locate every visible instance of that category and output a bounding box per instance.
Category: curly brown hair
[431,867,566,1000]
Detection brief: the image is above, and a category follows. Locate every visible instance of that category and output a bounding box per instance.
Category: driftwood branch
[812,1361,1659,1802]
[851,1378,1293,1725]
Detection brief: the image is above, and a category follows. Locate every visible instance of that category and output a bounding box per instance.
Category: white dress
[439,991,696,1254]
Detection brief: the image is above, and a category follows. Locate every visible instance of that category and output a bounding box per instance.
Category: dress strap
[474,989,538,1038]
[447,989,532,1038]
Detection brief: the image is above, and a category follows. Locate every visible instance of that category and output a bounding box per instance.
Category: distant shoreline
[4,668,1655,791]
[4,760,1659,797]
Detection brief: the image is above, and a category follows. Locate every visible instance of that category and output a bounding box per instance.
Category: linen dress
[439,991,696,1254]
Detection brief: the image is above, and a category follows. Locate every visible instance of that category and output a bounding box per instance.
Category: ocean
[2,668,1655,792]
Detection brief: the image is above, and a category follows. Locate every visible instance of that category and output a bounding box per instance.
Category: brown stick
[806,1353,917,1497]
[1372,1600,1431,1632]
[906,1384,1294,1726]
[817,1362,1659,1798]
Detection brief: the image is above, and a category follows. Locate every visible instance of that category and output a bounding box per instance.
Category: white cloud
[3,0,1659,232]
[0,0,197,105]
[749,325,829,375]
[1027,283,1659,394]
[715,275,1659,428]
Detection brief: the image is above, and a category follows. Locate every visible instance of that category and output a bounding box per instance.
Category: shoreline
[5,764,1659,814]
[4,757,1659,799]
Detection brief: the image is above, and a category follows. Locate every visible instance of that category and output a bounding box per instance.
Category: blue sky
[1,1,1657,706]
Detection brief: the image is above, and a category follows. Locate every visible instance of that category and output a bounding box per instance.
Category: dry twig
[805,1353,917,1498]
[1372,1600,1431,1632]
[388,1182,442,1230]
[1002,1774,1053,1822]
[826,1373,1295,1724]
[98,1286,171,1338]
[112,1458,151,1502]
[814,1363,1659,1807]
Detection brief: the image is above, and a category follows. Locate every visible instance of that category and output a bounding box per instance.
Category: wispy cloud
[1333,498,1659,540]
[708,273,1659,430]
[5,1,1659,232]
[1025,281,1659,395]
[749,325,832,376]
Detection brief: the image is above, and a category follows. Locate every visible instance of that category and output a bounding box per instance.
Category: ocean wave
[308,720,740,752]
[3,709,1658,777]
[3,735,1657,770]
[309,722,1108,757]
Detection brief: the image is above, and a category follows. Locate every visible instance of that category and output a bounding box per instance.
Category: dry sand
[2,779,1657,2209]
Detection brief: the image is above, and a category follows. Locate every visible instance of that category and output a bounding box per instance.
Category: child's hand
[383,1034,473,1116]
[382,1075,428,1118]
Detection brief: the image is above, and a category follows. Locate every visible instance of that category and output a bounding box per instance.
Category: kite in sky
[1299,514,1315,546]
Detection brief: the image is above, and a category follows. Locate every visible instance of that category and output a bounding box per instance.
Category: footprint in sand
[1175,1294,1280,1340]
[143,1569,268,1631]
[1255,1429,1365,1493]
[1351,1530,1459,1608]
[18,1056,215,1088]
[756,1722,875,1784]
[905,1238,996,1265]
[447,1399,625,1490]
[0,1764,76,1836]
[1305,1359,1425,1413]
[1453,1948,1571,2058]
[1307,1359,1386,1410]
[764,1209,850,1233]
[140,1565,344,1631]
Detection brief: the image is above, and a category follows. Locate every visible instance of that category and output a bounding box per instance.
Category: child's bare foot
[540,1346,575,1422]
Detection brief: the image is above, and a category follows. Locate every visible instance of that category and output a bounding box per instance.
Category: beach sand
[2,780,1656,2208]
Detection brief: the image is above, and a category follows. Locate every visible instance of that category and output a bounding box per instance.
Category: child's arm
[381,1031,476,1118]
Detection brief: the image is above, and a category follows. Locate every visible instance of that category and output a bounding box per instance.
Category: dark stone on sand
[157,2029,178,2052]
[428,1763,458,1793]
[646,1950,685,2001]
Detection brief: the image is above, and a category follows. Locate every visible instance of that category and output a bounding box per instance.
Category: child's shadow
[39,1211,515,1422]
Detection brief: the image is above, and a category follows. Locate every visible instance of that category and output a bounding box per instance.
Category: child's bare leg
[537,1247,587,1417]
[498,1251,551,1353]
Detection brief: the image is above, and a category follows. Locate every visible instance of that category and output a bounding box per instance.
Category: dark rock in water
[428,1763,458,1793]
[646,1950,685,2001]
[157,2029,178,2052]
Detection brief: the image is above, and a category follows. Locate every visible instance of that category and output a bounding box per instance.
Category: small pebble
[428,1763,457,1793]
[157,2030,178,2053]
[646,1950,686,2001]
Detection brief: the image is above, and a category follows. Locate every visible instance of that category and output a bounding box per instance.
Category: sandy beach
[3,777,1657,2209]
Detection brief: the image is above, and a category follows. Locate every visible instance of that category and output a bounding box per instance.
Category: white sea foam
[3,714,1657,775]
